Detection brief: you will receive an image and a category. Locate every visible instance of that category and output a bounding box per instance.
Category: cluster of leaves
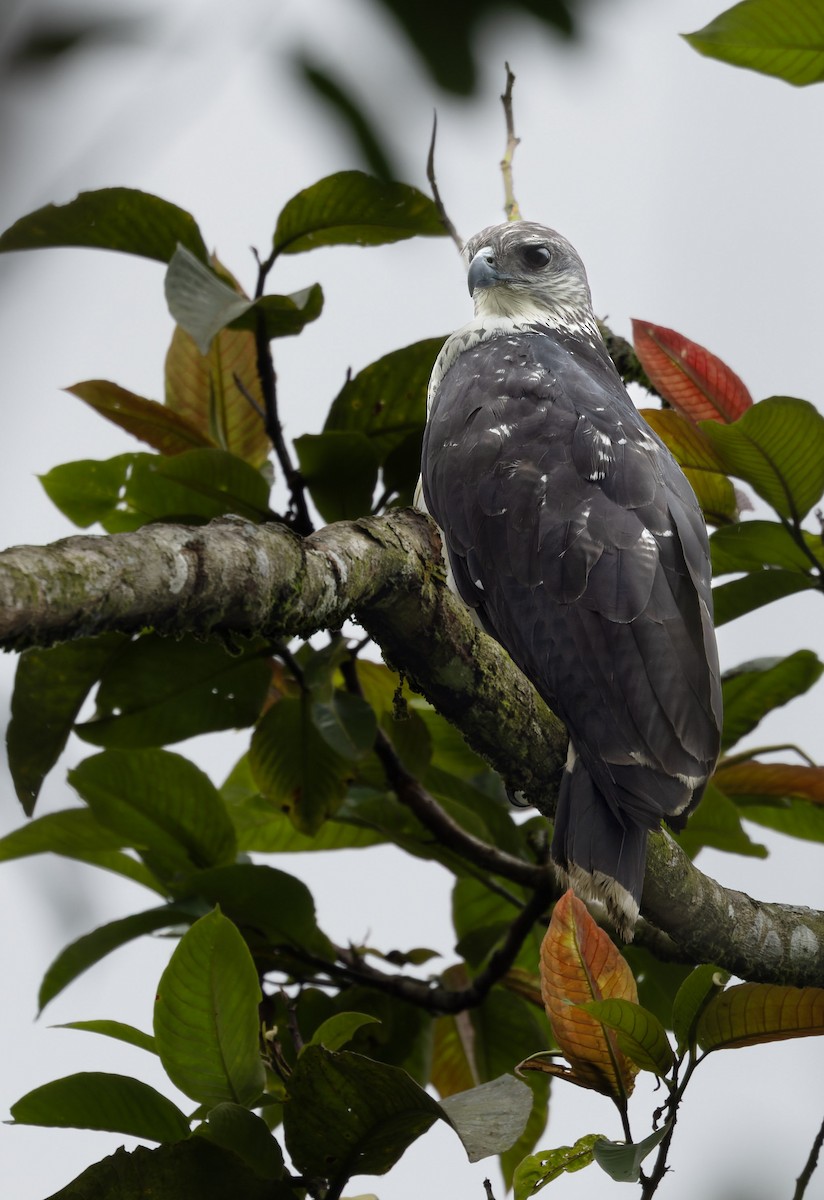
[4,0,824,1186]
[513,891,824,1195]
[2,166,824,1198]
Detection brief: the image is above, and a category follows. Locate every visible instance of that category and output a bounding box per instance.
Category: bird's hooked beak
[467,248,509,296]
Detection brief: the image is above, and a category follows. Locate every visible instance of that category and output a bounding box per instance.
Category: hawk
[419,222,722,938]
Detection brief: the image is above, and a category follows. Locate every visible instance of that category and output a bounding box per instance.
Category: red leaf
[632,320,753,424]
[713,761,824,804]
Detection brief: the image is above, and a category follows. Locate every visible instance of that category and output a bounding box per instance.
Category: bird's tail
[550,752,648,941]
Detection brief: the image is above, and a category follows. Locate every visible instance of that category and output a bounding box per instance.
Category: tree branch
[500,64,522,222]
[2,511,823,984]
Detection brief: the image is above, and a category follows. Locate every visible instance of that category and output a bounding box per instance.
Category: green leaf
[195,1103,284,1180]
[0,187,208,261]
[39,454,135,529]
[312,691,378,761]
[439,1074,533,1162]
[513,1134,601,1198]
[7,634,126,813]
[294,430,379,522]
[39,904,196,1013]
[124,448,273,525]
[189,862,333,958]
[283,1045,446,1181]
[0,808,164,893]
[41,449,273,531]
[710,519,821,575]
[721,651,824,750]
[329,988,434,1085]
[672,964,731,1055]
[713,570,817,625]
[593,1124,670,1183]
[308,1012,382,1052]
[164,245,322,353]
[740,797,824,843]
[53,1020,157,1055]
[273,171,446,254]
[43,1139,287,1200]
[696,982,824,1051]
[578,999,674,1076]
[674,782,767,858]
[154,908,266,1107]
[324,339,443,461]
[471,989,551,1085]
[77,635,271,748]
[683,0,824,87]
[69,749,237,876]
[66,380,217,455]
[700,397,824,521]
[10,1072,190,1142]
[249,695,353,835]
[223,758,386,853]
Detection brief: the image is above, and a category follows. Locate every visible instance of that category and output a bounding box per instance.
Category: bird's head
[463,222,595,329]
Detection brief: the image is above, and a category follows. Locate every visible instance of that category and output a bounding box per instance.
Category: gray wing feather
[421,329,722,830]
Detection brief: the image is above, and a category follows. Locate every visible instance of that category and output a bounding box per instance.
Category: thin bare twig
[793,1113,824,1200]
[483,1179,498,1200]
[427,110,463,252]
[500,63,522,222]
[253,307,315,536]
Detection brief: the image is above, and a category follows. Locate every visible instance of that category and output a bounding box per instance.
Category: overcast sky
[1,2,823,1198]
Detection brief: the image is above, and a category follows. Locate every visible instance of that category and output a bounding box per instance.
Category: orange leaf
[540,890,638,1101]
[66,380,217,456]
[697,983,824,1052]
[714,761,824,804]
[632,320,752,424]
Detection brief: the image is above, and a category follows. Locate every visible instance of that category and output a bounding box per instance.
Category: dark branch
[793,1113,824,1200]
[253,309,314,536]
[426,111,463,252]
[326,881,553,1015]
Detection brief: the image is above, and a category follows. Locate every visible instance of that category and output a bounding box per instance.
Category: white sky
[1,1,823,1198]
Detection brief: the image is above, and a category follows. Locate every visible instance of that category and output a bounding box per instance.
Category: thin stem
[248,247,314,535]
[718,743,819,769]
[253,307,314,536]
[340,656,555,891]
[639,1053,702,1197]
[500,63,522,222]
[426,111,463,252]
[793,1113,824,1200]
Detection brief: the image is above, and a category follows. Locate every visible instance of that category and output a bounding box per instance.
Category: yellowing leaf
[697,982,824,1051]
[539,890,639,1101]
[67,381,217,455]
[164,259,271,469]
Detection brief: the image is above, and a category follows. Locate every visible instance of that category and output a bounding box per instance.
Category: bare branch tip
[425,109,463,252]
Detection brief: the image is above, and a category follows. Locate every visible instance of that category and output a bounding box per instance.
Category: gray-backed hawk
[418,221,722,938]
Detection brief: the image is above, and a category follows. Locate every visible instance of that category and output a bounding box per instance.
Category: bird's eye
[520,244,551,270]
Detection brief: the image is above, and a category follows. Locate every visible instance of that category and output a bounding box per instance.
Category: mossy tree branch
[1,510,823,985]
